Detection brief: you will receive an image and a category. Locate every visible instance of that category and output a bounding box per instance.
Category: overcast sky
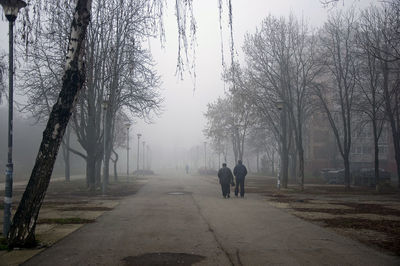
[0,0,375,170]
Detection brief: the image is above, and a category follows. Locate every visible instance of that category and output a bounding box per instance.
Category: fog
[0,0,375,177]
[2,1,400,262]
[128,0,373,171]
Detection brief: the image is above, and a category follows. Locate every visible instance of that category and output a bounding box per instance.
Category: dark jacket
[234,164,247,179]
[218,167,234,184]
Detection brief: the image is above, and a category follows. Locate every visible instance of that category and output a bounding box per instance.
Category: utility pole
[102,99,109,195]
[204,141,207,169]
[137,133,141,172]
[142,141,146,174]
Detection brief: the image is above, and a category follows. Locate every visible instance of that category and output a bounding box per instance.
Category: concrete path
[24,173,400,266]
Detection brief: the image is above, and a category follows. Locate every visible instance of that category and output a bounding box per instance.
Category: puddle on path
[123,252,205,265]
[167,192,186,195]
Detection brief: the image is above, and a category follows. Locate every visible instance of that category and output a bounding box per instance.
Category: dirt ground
[246,175,400,256]
[0,175,148,265]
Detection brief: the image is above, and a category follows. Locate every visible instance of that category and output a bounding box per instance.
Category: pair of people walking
[217,160,247,198]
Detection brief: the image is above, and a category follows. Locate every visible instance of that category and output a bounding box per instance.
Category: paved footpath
[24,173,400,266]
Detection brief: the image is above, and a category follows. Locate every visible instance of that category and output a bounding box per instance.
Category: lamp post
[204,141,207,169]
[146,145,150,170]
[137,133,141,172]
[1,0,27,238]
[125,123,131,180]
[275,100,284,190]
[142,141,146,174]
[102,99,109,195]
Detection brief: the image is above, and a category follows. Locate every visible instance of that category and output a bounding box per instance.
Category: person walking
[234,160,247,198]
[185,164,189,174]
[217,163,234,198]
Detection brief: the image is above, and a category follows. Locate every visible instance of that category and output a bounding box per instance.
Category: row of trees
[205,1,400,191]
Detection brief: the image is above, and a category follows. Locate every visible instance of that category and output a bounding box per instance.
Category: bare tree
[242,15,297,188]
[314,10,358,190]
[204,97,232,163]
[359,1,400,188]
[204,86,254,166]
[110,111,130,181]
[356,6,387,188]
[285,16,320,189]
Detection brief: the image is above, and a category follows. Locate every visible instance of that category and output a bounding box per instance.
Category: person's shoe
[227,194,230,198]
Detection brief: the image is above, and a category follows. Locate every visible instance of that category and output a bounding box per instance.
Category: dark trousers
[220,182,230,197]
[235,177,245,197]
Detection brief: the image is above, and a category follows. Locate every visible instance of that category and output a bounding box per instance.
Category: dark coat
[218,167,234,185]
[234,164,247,180]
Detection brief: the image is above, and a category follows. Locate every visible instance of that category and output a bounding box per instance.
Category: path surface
[24,172,400,266]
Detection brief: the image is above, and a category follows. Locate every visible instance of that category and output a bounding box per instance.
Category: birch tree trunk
[7,0,92,247]
[62,125,71,182]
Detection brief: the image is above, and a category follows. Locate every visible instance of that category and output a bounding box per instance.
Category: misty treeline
[204,1,400,191]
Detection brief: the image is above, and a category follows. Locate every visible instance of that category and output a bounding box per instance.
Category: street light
[142,141,146,174]
[1,0,27,238]
[204,141,207,169]
[102,99,109,195]
[125,123,131,180]
[137,133,141,172]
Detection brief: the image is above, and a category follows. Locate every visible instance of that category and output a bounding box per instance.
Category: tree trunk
[95,157,102,187]
[246,159,251,173]
[372,119,380,189]
[256,150,259,173]
[290,152,297,182]
[299,146,305,191]
[62,125,71,182]
[271,150,275,176]
[7,0,92,247]
[297,121,305,190]
[103,110,112,186]
[382,61,400,188]
[344,154,351,190]
[112,149,119,182]
[281,108,289,188]
[86,154,96,191]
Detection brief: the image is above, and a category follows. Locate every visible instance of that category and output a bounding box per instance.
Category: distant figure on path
[217,163,234,198]
[185,164,189,174]
[234,160,248,198]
